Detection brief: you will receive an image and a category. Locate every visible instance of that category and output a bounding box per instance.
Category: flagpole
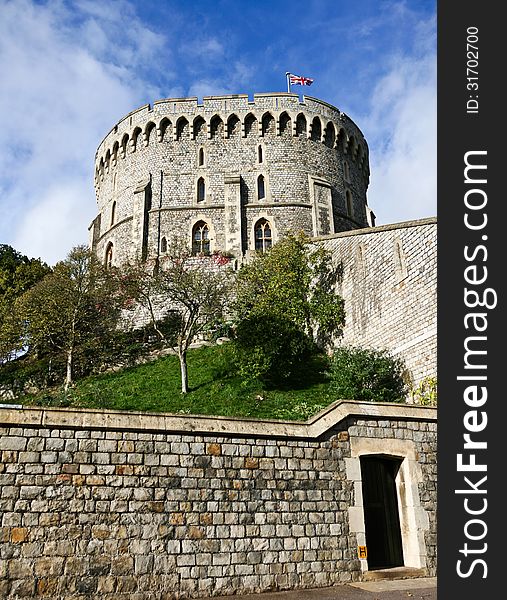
[286,72,291,93]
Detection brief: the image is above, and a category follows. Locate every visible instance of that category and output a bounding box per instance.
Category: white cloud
[0,0,164,264]
[361,33,437,224]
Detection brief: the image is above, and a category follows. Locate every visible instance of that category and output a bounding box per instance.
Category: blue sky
[0,0,436,264]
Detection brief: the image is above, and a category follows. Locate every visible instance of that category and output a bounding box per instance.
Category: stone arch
[261,112,275,136]
[191,219,212,255]
[244,112,258,137]
[254,217,273,253]
[227,114,241,138]
[257,174,266,200]
[176,116,189,140]
[158,117,172,142]
[193,115,206,140]
[110,200,116,226]
[295,113,307,137]
[209,114,224,139]
[196,176,206,203]
[104,241,114,268]
[198,146,205,167]
[144,121,156,146]
[120,133,129,158]
[250,212,278,252]
[131,127,142,152]
[346,135,357,158]
[279,111,292,137]
[104,149,111,173]
[112,141,119,166]
[98,157,105,180]
[310,116,322,142]
[345,189,354,217]
[324,122,336,148]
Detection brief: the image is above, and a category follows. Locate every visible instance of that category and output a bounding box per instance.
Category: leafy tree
[233,233,345,381]
[124,246,233,394]
[0,245,51,362]
[15,246,123,390]
[329,346,407,402]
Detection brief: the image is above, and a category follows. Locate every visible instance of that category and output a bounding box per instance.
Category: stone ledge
[0,400,436,438]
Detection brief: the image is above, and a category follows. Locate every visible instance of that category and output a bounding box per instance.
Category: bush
[329,346,407,402]
[410,376,437,406]
[232,314,316,385]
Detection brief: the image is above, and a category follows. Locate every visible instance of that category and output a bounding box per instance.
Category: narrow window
[197,177,205,202]
[258,145,263,163]
[344,161,350,182]
[257,175,265,200]
[160,237,167,253]
[110,201,116,226]
[105,242,113,269]
[346,190,353,216]
[198,147,205,166]
[192,221,210,255]
[254,219,272,252]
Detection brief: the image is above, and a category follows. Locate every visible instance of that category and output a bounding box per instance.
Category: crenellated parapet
[94,93,369,186]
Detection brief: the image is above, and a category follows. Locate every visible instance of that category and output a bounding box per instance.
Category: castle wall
[314,218,437,387]
[91,94,371,266]
[0,401,436,599]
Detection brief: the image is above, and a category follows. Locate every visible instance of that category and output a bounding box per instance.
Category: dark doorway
[360,456,404,570]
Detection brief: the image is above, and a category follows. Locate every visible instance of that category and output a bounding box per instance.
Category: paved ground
[196,578,437,600]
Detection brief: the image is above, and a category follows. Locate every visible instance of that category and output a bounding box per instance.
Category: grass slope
[21,344,334,421]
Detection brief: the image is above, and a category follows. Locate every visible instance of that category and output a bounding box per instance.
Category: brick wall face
[0,412,436,599]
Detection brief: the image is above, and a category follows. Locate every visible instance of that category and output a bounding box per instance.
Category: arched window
[160,237,167,253]
[105,242,113,269]
[198,147,205,166]
[346,190,353,216]
[258,145,263,164]
[254,219,272,252]
[110,201,116,226]
[257,175,266,200]
[344,161,350,182]
[192,221,210,255]
[197,177,205,202]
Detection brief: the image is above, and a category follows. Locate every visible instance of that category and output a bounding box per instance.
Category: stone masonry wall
[91,93,371,265]
[315,218,437,387]
[0,403,437,599]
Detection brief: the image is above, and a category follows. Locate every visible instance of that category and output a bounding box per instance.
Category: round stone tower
[90,93,373,266]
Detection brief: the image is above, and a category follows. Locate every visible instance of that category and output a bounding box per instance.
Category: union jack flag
[288,73,314,86]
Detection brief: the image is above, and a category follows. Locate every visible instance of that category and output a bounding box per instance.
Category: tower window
[192,221,210,255]
[198,147,205,166]
[105,242,113,269]
[160,237,167,253]
[254,219,272,253]
[110,201,116,226]
[346,190,353,216]
[257,175,266,200]
[344,161,350,182]
[197,177,205,202]
[258,145,263,163]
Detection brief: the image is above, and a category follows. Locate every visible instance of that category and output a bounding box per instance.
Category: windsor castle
[89,92,436,387]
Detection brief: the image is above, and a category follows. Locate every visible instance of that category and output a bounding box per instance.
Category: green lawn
[19,344,335,421]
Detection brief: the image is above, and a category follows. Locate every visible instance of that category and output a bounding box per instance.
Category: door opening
[360,456,404,570]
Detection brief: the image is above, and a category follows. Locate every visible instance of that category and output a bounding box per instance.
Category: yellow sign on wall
[358,545,368,559]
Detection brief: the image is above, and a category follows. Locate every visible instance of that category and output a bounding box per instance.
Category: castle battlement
[95,93,368,174]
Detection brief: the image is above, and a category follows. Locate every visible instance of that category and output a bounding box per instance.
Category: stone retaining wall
[0,402,437,599]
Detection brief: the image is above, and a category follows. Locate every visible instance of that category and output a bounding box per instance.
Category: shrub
[232,313,316,385]
[329,346,407,402]
[410,376,437,406]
